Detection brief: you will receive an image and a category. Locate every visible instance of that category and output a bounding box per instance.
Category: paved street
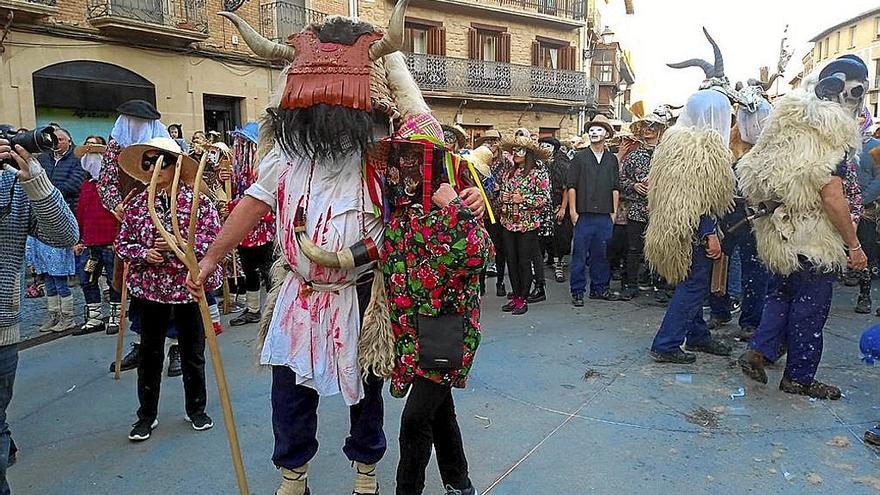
[8,279,880,494]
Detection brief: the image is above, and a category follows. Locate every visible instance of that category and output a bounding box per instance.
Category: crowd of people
[2,8,880,495]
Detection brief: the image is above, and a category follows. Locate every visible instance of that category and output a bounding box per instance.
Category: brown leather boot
[779,376,841,400]
[738,349,768,384]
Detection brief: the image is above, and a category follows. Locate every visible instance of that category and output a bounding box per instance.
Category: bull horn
[667,58,714,79]
[297,230,345,268]
[703,27,724,77]
[369,0,410,61]
[218,12,295,61]
[294,207,379,269]
[763,73,781,91]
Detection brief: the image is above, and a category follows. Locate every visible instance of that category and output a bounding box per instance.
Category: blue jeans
[43,275,70,297]
[0,344,18,495]
[749,262,833,385]
[652,245,713,354]
[570,213,613,296]
[78,246,120,304]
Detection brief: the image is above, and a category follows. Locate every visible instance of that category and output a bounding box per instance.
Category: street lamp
[600,26,615,45]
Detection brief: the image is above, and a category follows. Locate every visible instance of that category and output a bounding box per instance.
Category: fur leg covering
[357,268,395,380]
[644,127,734,284]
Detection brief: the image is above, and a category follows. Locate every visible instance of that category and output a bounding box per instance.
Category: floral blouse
[381,198,493,398]
[619,146,654,224]
[499,162,550,232]
[228,197,276,248]
[115,184,221,304]
[97,140,124,213]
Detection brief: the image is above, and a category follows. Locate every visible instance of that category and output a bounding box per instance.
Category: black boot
[167,344,182,377]
[527,284,546,303]
[496,282,507,297]
[856,279,872,314]
[109,343,140,373]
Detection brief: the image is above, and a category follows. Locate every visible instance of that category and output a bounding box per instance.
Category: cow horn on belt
[368,0,410,61]
[294,207,380,270]
[218,12,296,61]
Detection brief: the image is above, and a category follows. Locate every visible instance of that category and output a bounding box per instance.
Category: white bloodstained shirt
[246,145,383,406]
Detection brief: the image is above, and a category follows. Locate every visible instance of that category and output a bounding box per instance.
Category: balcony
[259,1,328,42]
[414,0,585,28]
[406,53,597,105]
[0,0,57,21]
[474,0,586,19]
[86,0,208,47]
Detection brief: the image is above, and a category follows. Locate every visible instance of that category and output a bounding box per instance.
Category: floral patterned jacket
[499,162,550,232]
[381,198,493,398]
[115,184,221,304]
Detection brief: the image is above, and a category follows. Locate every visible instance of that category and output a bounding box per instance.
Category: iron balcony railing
[7,0,57,7]
[86,0,208,32]
[260,1,328,42]
[406,53,597,104]
[470,0,586,20]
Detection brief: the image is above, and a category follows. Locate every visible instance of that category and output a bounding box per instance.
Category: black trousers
[607,224,629,281]
[530,238,546,288]
[485,219,506,281]
[625,220,647,288]
[396,378,470,495]
[502,228,540,298]
[237,243,274,292]
[135,298,206,421]
[858,219,880,284]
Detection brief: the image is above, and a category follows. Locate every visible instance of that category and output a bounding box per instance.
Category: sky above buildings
[602,0,879,109]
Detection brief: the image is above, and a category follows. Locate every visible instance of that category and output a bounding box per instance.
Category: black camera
[1,125,58,169]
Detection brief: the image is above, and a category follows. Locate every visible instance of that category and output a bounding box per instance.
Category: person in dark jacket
[854,107,880,314]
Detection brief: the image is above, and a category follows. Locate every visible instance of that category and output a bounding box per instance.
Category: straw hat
[464,145,494,177]
[441,124,467,148]
[500,136,552,162]
[74,143,107,159]
[119,137,199,185]
[585,114,615,138]
[474,129,502,147]
[630,113,669,138]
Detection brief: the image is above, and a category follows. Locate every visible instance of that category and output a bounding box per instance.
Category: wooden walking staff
[113,262,130,380]
[146,153,250,495]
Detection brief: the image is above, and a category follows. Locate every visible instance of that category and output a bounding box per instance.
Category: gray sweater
[0,170,79,345]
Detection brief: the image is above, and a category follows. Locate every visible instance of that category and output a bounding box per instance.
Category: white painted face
[588,126,608,143]
[839,78,867,116]
[539,142,555,155]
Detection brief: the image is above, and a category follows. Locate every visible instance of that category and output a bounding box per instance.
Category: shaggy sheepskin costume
[644,127,734,284]
[736,89,861,276]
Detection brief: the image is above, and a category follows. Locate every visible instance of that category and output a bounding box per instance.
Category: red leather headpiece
[281,29,382,112]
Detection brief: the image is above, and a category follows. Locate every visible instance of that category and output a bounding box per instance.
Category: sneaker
[779,376,841,400]
[495,284,507,297]
[650,349,696,364]
[589,290,621,301]
[729,300,742,314]
[512,298,528,315]
[486,262,497,277]
[213,321,224,336]
[128,418,158,441]
[654,289,672,305]
[445,484,477,495]
[706,316,730,330]
[685,338,732,356]
[738,349,768,384]
[527,285,546,303]
[185,412,214,431]
[230,309,261,327]
[619,286,639,301]
[572,294,584,307]
[554,268,565,283]
[501,299,517,312]
[110,343,140,373]
[167,344,182,378]
[865,425,880,447]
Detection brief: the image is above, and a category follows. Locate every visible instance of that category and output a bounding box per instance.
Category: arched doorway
[33,61,156,143]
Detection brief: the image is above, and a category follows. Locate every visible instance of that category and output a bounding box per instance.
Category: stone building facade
[1,0,597,144]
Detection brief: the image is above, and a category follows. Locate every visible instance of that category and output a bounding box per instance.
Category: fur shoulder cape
[644,127,734,284]
[736,89,861,276]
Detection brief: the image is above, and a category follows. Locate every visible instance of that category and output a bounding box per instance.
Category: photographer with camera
[0,129,79,495]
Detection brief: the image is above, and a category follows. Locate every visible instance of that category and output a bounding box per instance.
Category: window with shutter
[498,32,511,63]
[467,27,479,60]
[426,26,446,56]
[531,41,540,67]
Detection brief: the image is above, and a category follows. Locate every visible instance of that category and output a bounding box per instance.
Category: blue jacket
[38,148,86,212]
[858,138,880,205]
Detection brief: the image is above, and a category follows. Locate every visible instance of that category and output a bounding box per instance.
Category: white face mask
[839,78,867,116]
[588,126,607,143]
[539,143,555,155]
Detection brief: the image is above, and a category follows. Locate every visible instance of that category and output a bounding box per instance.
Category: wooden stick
[113,262,130,380]
[147,155,249,495]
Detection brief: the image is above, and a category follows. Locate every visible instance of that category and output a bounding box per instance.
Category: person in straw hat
[617,109,669,302]
[498,136,551,315]
[567,114,621,306]
[473,131,510,297]
[441,123,468,153]
[115,137,222,441]
[538,136,573,284]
